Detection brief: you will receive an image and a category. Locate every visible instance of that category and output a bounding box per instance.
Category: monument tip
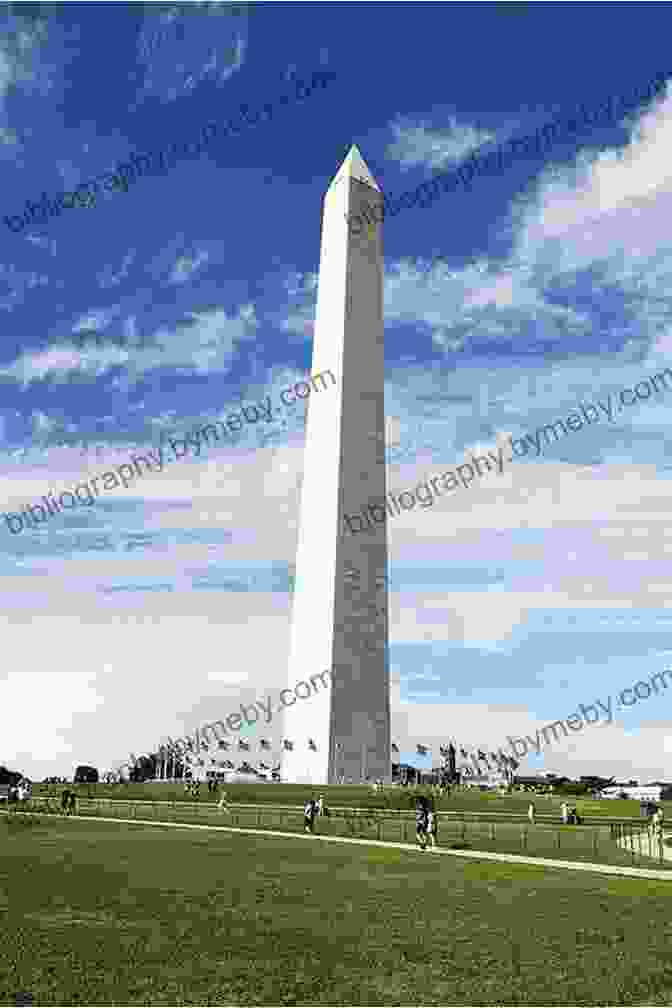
[331,143,382,193]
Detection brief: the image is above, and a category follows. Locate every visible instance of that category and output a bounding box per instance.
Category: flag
[416,744,428,756]
[283,740,293,751]
[260,739,271,750]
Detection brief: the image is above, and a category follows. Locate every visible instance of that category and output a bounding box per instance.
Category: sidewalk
[12,810,672,883]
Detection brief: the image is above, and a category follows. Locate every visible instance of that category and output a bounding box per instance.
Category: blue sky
[3,2,672,782]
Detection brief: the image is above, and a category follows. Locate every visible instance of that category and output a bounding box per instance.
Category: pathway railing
[12,796,669,868]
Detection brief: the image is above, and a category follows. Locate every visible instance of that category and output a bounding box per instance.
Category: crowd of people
[4,778,32,803]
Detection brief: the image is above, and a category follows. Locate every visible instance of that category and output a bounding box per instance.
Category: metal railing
[611,820,667,865]
[13,797,670,868]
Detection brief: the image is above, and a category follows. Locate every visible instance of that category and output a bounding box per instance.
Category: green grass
[19,799,670,872]
[31,782,657,821]
[3,815,672,1005]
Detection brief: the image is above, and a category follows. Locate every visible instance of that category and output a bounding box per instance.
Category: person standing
[527,802,535,825]
[304,797,317,833]
[68,791,76,815]
[217,790,230,814]
[560,801,569,825]
[61,788,70,815]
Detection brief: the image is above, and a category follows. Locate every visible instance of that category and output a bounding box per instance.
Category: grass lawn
[31,782,657,821]
[3,815,672,1005]
[20,800,668,872]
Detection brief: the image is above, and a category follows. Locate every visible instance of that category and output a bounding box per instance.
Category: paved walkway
[13,810,672,882]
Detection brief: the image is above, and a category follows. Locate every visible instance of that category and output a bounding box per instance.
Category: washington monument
[281,145,390,785]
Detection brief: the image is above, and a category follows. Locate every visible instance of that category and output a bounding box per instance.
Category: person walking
[654,806,665,855]
[427,807,438,848]
[304,797,317,834]
[416,797,429,850]
[527,802,535,825]
[217,790,231,814]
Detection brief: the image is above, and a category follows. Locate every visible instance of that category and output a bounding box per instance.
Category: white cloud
[72,306,122,333]
[386,114,496,173]
[97,250,136,289]
[383,257,591,350]
[0,304,258,385]
[0,13,51,152]
[169,250,210,285]
[511,79,672,282]
[137,2,247,103]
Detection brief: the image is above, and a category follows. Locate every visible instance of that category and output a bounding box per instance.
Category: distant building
[463,771,508,790]
[601,784,665,801]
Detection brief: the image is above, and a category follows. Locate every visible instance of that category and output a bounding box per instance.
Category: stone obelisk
[281,145,390,785]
